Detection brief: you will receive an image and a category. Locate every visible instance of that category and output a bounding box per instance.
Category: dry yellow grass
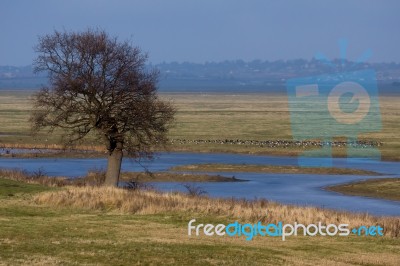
[0,142,104,152]
[0,168,68,187]
[34,186,400,237]
[1,178,399,265]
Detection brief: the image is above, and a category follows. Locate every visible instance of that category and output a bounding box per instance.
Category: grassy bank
[0,178,399,265]
[171,163,381,176]
[0,168,244,189]
[327,178,400,202]
[1,91,400,160]
[120,171,244,182]
[0,178,54,197]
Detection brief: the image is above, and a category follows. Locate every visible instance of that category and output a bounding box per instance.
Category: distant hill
[0,65,47,89]
[1,59,399,94]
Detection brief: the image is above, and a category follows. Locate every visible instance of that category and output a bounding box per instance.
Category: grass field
[327,178,400,202]
[1,90,399,160]
[0,90,399,264]
[0,178,399,265]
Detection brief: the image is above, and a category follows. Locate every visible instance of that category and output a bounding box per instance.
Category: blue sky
[0,0,399,65]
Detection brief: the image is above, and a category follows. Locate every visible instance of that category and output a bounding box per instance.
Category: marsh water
[0,152,399,216]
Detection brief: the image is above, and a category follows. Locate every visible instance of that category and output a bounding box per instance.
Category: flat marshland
[1,91,400,160]
[0,90,399,265]
[167,93,400,160]
[0,177,399,265]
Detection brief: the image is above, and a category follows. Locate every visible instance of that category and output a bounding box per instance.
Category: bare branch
[31,29,175,158]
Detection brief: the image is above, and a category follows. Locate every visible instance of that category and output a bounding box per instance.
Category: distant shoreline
[326,178,400,202]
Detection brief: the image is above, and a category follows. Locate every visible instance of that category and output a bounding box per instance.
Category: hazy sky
[1,0,399,66]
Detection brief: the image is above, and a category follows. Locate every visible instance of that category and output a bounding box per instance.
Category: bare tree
[31,29,175,186]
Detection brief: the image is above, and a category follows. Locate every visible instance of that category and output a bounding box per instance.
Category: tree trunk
[104,141,123,186]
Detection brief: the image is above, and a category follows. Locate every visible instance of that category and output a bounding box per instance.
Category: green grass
[170,163,381,176]
[327,178,400,201]
[0,178,53,198]
[0,178,399,265]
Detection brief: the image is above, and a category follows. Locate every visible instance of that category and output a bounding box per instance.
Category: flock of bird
[170,139,382,148]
